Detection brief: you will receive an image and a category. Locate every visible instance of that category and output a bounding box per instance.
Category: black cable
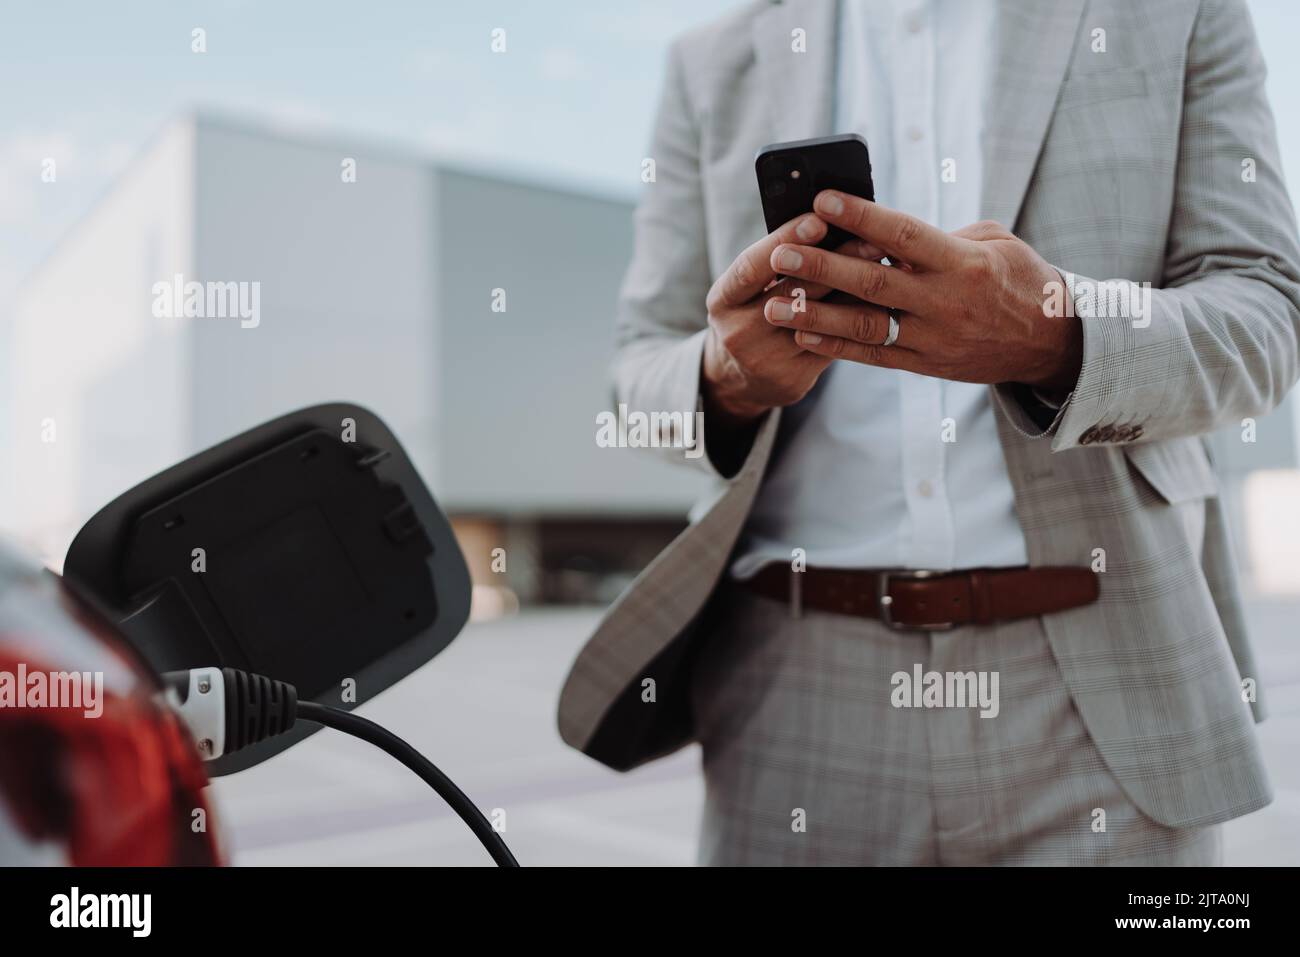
[163,667,520,866]
[295,700,520,867]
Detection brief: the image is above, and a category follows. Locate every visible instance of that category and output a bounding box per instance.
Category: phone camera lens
[768,179,787,197]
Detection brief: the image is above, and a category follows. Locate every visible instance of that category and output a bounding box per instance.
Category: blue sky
[1,0,1298,301]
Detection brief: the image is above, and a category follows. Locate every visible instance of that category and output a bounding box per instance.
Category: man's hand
[764,190,1083,394]
[703,211,884,427]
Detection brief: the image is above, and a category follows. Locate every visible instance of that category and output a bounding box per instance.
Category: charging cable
[160,666,519,867]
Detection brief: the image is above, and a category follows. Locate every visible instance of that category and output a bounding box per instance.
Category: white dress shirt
[732,0,1029,575]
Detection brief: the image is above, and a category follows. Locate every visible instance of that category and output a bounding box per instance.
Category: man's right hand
[701,213,889,474]
[700,212,893,475]
[701,213,839,429]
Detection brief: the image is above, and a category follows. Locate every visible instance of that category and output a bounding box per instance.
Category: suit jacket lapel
[752,0,839,144]
[981,0,1086,227]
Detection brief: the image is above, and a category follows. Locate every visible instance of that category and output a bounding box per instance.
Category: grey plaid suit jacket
[558,0,1300,828]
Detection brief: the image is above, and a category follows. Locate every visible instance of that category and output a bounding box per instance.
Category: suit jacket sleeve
[994,0,1300,451]
[611,41,729,476]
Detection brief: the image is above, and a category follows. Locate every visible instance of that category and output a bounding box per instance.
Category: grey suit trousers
[692,589,1222,866]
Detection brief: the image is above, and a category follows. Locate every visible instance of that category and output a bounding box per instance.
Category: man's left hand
[765,190,1083,394]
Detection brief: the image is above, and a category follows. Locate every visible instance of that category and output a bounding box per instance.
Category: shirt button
[905,11,925,33]
[917,479,934,498]
[907,126,924,142]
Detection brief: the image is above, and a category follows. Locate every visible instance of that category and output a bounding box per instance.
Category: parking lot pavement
[209,602,1299,866]
[210,607,703,866]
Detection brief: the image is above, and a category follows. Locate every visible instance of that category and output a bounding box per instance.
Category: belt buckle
[878,569,957,631]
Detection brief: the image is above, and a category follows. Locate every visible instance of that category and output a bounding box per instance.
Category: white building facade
[6,113,707,573]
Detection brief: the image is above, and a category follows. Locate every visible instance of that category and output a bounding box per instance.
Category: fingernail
[816,191,844,216]
[768,300,794,321]
[795,216,819,241]
[799,331,822,345]
[774,247,803,271]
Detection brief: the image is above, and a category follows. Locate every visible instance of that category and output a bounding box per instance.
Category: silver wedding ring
[882,308,901,347]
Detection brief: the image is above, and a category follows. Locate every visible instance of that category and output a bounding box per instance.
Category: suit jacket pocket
[1125,437,1219,504]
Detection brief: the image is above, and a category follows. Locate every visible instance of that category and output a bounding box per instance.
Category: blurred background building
[1,0,1298,865]
[4,111,707,614]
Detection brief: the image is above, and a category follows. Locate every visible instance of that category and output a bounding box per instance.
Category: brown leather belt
[742,564,1099,630]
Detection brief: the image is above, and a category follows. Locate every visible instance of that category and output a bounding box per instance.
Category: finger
[763,275,836,303]
[765,296,904,348]
[763,238,884,302]
[770,243,936,314]
[837,238,888,262]
[791,328,919,371]
[813,191,963,271]
[709,213,828,309]
[768,297,936,352]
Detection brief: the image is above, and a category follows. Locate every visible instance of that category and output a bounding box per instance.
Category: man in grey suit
[559,0,1300,864]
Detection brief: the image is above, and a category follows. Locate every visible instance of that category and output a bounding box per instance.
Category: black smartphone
[755,133,875,250]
